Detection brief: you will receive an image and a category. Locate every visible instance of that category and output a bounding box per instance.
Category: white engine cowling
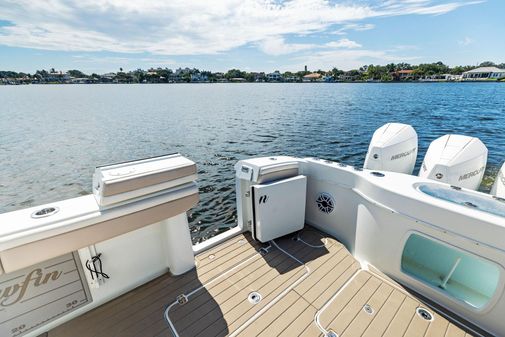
[491,162,505,198]
[364,123,418,174]
[419,135,488,190]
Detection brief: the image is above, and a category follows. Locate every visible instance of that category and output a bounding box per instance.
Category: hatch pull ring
[85,253,110,282]
[177,294,188,305]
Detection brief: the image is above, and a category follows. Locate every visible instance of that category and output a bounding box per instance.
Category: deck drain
[363,304,374,315]
[416,307,433,321]
[248,292,262,304]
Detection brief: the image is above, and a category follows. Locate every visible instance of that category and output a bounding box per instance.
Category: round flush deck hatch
[363,304,374,315]
[248,292,262,304]
[416,307,433,321]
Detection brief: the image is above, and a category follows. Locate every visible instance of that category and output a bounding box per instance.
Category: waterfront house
[41,71,70,83]
[392,69,416,81]
[283,76,298,82]
[251,72,266,82]
[70,77,91,84]
[100,73,116,83]
[462,67,505,81]
[419,74,461,82]
[323,74,334,82]
[302,73,322,82]
[168,73,181,83]
[190,73,209,82]
[338,71,360,82]
[267,71,282,82]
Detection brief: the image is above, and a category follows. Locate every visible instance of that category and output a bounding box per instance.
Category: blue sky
[0,0,503,73]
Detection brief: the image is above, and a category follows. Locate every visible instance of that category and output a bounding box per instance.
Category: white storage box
[93,153,197,207]
[251,175,307,242]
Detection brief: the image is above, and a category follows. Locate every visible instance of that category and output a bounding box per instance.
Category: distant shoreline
[2,62,505,85]
[1,80,504,86]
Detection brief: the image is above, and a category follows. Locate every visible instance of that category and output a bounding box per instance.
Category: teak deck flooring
[47,228,473,337]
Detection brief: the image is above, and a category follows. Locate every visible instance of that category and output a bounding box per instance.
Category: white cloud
[380,0,485,16]
[258,37,361,56]
[325,38,362,49]
[71,55,177,67]
[258,36,315,56]
[289,49,421,71]
[331,23,375,35]
[391,44,419,51]
[0,0,482,56]
[458,36,474,46]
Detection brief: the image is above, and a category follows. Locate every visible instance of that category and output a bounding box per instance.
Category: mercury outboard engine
[419,135,487,190]
[364,123,418,174]
[491,162,505,198]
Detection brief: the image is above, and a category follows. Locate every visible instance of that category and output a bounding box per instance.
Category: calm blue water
[1,83,504,243]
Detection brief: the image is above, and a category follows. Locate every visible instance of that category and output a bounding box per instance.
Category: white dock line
[164,239,310,337]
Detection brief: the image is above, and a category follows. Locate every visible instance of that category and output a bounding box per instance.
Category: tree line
[1,61,504,83]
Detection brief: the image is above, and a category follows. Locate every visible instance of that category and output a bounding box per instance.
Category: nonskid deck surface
[47,228,473,337]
